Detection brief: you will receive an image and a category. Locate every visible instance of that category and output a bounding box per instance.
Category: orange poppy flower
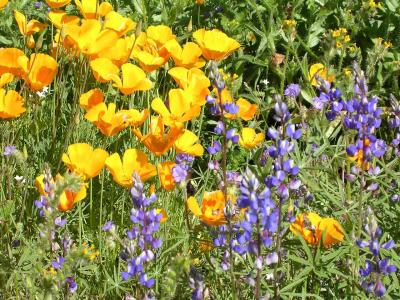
[62,143,109,180]
[79,88,104,110]
[17,53,58,91]
[308,63,334,86]
[161,40,205,69]
[130,32,168,72]
[104,11,135,36]
[108,63,152,95]
[146,25,176,49]
[174,130,204,156]
[290,212,344,248]
[155,208,168,223]
[239,127,265,149]
[157,162,175,191]
[348,139,370,171]
[85,102,147,136]
[14,10,47,36]
[94,35,135,67]
[168,67,210,106]
[151,89,201,125]
[90,57,120,83]
[85,102,129,136]
[0,73,14,88]
[35,174,87,212]
[45,0,71,8]
[0,48,25,77]
[105,149,157,188]
[236,98,258,121]
[64,19,119,56]
[133,116,184,156]
[0,0,8,9]
[0,89,26,119]
[187,190,226,226]
[48,10,80,29]
[193,29,240,61]
[75,0,98,19]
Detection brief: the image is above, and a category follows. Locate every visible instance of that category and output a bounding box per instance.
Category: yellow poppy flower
[161,40,205,68]
[84,102,129,136]
[108,63,152,95]
[146,25,176,48]
[75,0,97,19]
[90,57,120,83]
[0,0,8,9]
[236,98,258,121]
[0,48,25,77]
[85,102,147,136]
[0,89,26,119]
[193,29,240,61]
[0,73,14,88]
[48,10,80,29]
[168,67,210,105]
[130,32,169,72]
[45,0,71,9]
[290,212,344,248]
[151,89,201,125]
[95,35,135,67]
[17,53,58,91]
[105,149,157,188]
[62,143,109,180]
[133,116,184,156]
[14,10,47,36]
[157,162,175,191]
[64,19,119,56]
[155,208,168,223]
[308,63,334,86]
[187,190,226,226]
[239,127,265,149]
[195,0,204,5]
[35,174,87,212]
[348,139,370,171]
[79,88,104,110]
[104,11,135,36]
[98,2,113,16]
[174,130,204,156]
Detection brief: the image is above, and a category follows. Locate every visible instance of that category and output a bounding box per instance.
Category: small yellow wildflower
[283,19,297,27]
[384,41,393,49]
[344,35,351,43]
[336,41,343,48]
[343,68,352,77]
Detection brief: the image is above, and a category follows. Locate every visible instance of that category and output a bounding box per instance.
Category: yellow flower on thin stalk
[0,89,26,119]
[239,127,265,149]
[193,28,240,61]
[62,143,109,180]
[133,116,184,156]
[174,130,204,157]
[290,212,344,248]
[308,63,334,86]
[151,89,201,126]
[105,149,157,188]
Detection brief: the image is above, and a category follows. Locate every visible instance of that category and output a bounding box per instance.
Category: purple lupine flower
[65,277,77,293]
[118,173,162,288]
[207,140,221,155]
[102,221,115,232]
[358,210,397,297]
[284,84,301,98]
[3,145,16,156]
[52,256,65,269]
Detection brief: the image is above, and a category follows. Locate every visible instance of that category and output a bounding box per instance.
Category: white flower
[261,79,270,87]
[14,175,25,184]
[36,86,49,98]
